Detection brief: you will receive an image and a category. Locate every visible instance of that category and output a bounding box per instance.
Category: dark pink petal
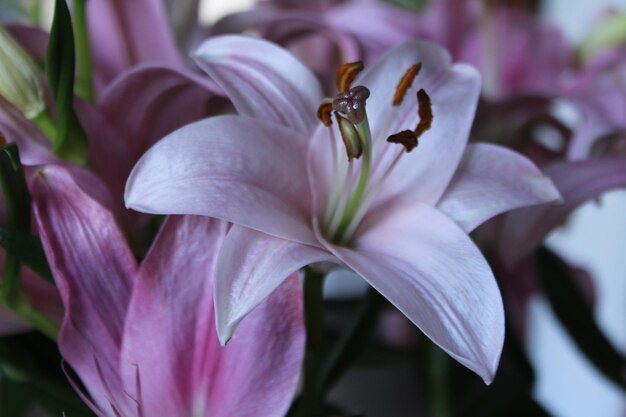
[318,202,504,383]
[88,0,182,88]
[0,306,29,335]
[5,24,48,61]
[438,143,561,232]
[193,35,324,133]
[214,225,332,343]
[205,274,304,417]
[77,64,222,226]
[121,217,305,417]
[0,96,56,165]
[125,115,316,245]
[500,158,626,265]
[32,165,137,411]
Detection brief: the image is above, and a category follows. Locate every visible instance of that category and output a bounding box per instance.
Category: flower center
[317,61,434,244]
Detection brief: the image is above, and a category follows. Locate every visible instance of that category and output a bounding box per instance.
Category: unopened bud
[0,27,45,118]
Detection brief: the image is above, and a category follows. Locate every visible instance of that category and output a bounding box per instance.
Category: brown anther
[387,130,418,152]
[393,63,422,106]
[414,89,433,139]
[337,61,364,93]
[317,102,333,126]
[332,85,370,125]
[336,112,363,161]
[0,133,6,146]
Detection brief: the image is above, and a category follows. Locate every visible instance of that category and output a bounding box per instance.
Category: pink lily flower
[33,165,305,417]
[125,35,560,383]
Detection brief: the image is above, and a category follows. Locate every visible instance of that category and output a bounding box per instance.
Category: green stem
[72,0,95,101]
[317,286,384,393]
[428,343,451,417]
[2,257,59,341]
[30,109,57,142]
[298,267,326,417]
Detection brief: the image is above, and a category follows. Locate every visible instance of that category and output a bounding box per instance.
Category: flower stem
[297,267,326,416]
[428,343,451,417]
[72,0,95,101]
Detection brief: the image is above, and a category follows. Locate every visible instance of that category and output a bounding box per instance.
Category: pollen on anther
[317,102,333,126]
[337,61,364,93]
[387,130,418,152]
[393,63,422,106]
[414,89,433,139]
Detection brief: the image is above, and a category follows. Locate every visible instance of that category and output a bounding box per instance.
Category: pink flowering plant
[0,0,624,416]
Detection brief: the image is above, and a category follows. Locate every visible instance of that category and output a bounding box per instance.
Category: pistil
[317,61,434,245]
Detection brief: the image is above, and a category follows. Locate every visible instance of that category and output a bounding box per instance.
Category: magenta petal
[125,115,316,245]
[5,24,49,61]
[438,143,561,232]
[32,165,137,410]
[500,158,626,265]
[0,96,56,165]
[88,0,182,87]
[193,35,324,132]
[121,217,305,417]
[214,225,332,344]
[78,64,222,223]
[317,202,504,383]
[0,306,29,335]
[206,275,305,417]
[120,216,229,416]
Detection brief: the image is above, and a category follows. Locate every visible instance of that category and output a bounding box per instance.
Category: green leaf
[0,227,53,283]
[0,143,32,305]
[0,143,30,231]
[46,0,88,164]
[537,247,626,390]
[0,143,59,340]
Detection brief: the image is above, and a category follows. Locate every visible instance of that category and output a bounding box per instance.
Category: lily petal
[78,64,222,224]
[32,165,137,411]
[122,216,305,417]
[317,202,504,383]
[0,96,56,165]
[88,0,182,87]
[193,35,324,133]
[357,42,481,205]
[120,216,227,416]
[500,158,626,265]
[125,115,316,245]
[438,143,561,232]
[214,224,332,344]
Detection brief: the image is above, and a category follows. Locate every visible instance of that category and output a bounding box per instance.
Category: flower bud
[0,27,45,118]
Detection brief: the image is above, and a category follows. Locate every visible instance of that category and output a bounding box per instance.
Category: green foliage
[46,0,88,164]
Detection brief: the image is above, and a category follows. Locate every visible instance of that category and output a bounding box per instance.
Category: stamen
[393,63,422,106]
[387,130,418,152]
[317,102,333,126]
[0,132,6,146]
[333,85,370,125]
[415,89,433,139]
[336,112,363,161]
[337,61,364,93]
